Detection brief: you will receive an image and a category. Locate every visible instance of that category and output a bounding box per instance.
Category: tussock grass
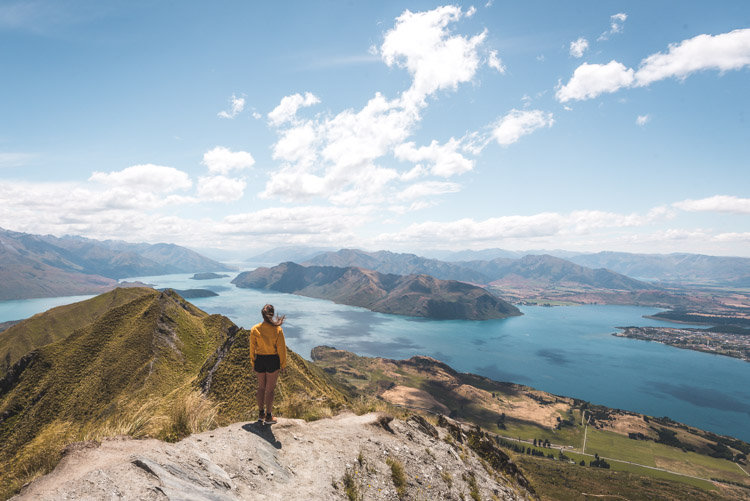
[158,390,220,442]
[386,457,407,499]
[277,392,336,421]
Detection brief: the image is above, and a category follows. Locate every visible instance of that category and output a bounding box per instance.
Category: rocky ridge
[12,413,535,501]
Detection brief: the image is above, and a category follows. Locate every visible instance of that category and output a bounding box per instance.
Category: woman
[249,304,287,424]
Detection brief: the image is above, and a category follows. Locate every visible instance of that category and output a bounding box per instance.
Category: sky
[1,1,749,257]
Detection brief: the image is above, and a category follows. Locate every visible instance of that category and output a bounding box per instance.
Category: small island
[614,326,750,362]
[232,262,521,320]
[190,272,230,280]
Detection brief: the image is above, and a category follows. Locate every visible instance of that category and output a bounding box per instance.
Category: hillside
[304,248,490,283]
[0,287,155,373]
[568,251,750,285]
[0,228,233,300]
[232,261,521,320]
[312,347,750,500]
[0,289,347,498]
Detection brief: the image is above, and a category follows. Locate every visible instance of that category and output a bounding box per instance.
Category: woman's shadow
[242,421,282,449]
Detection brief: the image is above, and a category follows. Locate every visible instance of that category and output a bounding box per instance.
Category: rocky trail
[12,412,535,500]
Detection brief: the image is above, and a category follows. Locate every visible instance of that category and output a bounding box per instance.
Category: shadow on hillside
[242,422,282,449]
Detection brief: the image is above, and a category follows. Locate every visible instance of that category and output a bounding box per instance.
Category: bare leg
[256,372,267,413]
[264,370,280,414]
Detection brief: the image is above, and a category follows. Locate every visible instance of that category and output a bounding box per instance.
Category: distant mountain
[232,262,521,320]
[246,245,334,264]
[0,228,233,300]
[461,254,655,291]
[567,251,750,285]
[304,248,490,283]
[0,289,346,496]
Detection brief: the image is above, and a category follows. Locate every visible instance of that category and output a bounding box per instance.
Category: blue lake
[2,271,749,442]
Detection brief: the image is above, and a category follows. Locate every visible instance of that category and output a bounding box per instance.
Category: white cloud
[397,181,461,201]
[252,111,262,120]
[491,109,554,146]
[556,61,635,102]
[557,28,750,102]
[636,114,650,126]
[635,28,750,86]
[487,50,506,73]
[674,195,750,214]
[267,92,320,126]
[377,208,665,246]
[713,232,750,242]
[202,146,255,175]
[598,12,627,41]
[89,164,192,193]
[380,5,487,106]
[394,138,474,177]
[196,175,246,202]
[218,205,372,240]
[569,37,589,58]
[217,93,245,119]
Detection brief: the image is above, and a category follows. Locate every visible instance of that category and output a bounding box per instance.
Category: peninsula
[231,262,521,320]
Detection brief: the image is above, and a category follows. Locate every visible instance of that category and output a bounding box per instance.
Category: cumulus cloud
[557,28,750,102]
[380,5,487,106]
[89,164,192,193]
[598,12,627,41]
[218,94,245,119]
[260,6,511,205]
[636,114,650,126]
[202,146,255,174]
[196,175,246,202]
[556,61,635,102]
[635,28,750,86]
[267,92,320,126]
[487,50,506,73]
[491,109,554,146]
[569,37,589,58]
[674,195,750,214]
[394,138,474,177]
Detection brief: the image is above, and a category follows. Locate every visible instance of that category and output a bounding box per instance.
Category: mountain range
[304,248,654,291]
[0,228,233,300]
[232,261,521,320]
[257,244,750,286]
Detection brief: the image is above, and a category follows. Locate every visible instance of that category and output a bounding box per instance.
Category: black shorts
[254,354,281,373]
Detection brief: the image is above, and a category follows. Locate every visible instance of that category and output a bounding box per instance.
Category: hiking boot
[264,412,277,425]
[258,409,265,422]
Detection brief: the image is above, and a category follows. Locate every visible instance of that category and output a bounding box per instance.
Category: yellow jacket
[249,321,287,369]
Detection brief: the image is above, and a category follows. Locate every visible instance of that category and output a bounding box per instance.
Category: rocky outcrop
[12,412,536,501]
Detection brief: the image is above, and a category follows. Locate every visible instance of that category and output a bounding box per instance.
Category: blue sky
[1,1,749,256]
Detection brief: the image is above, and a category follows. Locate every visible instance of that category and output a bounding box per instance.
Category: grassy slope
[0,287,155,373]
[311,346,750,498]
